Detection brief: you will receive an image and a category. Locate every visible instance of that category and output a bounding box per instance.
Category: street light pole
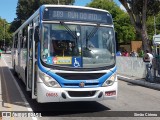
[154,16,156,35]
[3,21,11,52]
[4,22,5,49]
[2,21,11,53]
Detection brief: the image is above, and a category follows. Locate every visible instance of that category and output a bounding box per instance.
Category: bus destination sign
[43,7,113,24]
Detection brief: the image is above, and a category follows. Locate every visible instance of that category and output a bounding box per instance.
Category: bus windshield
[41,23,115,68]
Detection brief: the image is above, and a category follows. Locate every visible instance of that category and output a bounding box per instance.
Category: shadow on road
[32,101,110,117]
[0,66,28,109]
[127,82,138,86]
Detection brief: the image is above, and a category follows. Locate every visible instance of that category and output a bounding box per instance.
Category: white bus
[153,34,160,77]
[12,5,118,103]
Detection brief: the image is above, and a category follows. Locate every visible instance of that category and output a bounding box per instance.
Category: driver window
[42,26,50,58]
[50,31,58,56]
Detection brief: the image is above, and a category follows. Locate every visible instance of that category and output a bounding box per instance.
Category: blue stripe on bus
[37,43,117,88]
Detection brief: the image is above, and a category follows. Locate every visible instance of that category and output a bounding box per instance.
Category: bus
[12,5,118,103]
[152,34,160,78]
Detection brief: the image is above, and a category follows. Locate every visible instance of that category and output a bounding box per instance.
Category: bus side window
[14,33,18,48]
[23,36,27,48]
[23,27,28,48]
[21,36,24,48]
[29,29,33,57]
[14,40,16,48]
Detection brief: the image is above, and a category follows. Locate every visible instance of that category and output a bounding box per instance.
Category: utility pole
[58,0,60,5]
[154,16,156,35]
[3,21,11,52]
[3,21,6,50]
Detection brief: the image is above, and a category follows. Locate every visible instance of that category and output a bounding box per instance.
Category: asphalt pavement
[0,54,37,120]
[118,74,160,91]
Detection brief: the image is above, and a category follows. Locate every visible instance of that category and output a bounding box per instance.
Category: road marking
[117,75,132,80]
[2,56,38,120]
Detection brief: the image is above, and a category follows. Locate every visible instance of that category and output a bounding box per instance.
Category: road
[0,53,160,120]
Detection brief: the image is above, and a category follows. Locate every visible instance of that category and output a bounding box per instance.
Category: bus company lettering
[46,92,58,97]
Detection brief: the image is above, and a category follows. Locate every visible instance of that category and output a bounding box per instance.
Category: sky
[0,0,122,23]
[0,0,18,23]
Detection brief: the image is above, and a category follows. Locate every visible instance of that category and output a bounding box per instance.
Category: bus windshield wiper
[60,21,77,39]
[86,24,99,50]
[87,24,99,41]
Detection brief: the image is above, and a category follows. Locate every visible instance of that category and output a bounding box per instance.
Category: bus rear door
[17,31,22,75]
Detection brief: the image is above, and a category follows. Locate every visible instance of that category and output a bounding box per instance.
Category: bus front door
[26,26,33,91]
[27,20,38,99]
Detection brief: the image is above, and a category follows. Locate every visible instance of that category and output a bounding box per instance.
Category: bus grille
[64,83,98,86]
[68,91,96,97]
[56,73,105,80]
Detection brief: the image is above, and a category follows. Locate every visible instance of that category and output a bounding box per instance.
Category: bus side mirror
[34,26,39,43]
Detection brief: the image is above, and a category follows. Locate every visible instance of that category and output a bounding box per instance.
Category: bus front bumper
[37,81,118,103]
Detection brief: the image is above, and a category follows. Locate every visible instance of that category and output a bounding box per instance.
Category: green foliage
[156,13,160,34]
[87,0,135,43]
[147,16,155,40]
[119,0,160,51]
[126,0,160,16]
[0,18,12,47]
[147,13,160,41]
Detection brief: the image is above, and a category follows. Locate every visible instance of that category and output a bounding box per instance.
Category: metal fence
[116,56,146,78]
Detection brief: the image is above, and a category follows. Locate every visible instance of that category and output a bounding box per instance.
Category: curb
[117,75,160,91]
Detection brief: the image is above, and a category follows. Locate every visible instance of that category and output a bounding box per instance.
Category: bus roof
[42,4,110,13]
[13,5,111,35]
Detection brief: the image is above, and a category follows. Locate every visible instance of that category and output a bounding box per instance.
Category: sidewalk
[117,74,160,91]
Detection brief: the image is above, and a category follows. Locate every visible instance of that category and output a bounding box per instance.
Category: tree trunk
[140,29,151,52]
[140,0,151,52]
[119,0,152,52]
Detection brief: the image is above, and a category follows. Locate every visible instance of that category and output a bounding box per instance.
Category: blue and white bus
[12,5,118,103]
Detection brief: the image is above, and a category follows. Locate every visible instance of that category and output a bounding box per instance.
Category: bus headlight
[39,70,61,88]
[102,74,116,87]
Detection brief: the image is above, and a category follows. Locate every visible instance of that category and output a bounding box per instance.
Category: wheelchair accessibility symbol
[72,57,82,67]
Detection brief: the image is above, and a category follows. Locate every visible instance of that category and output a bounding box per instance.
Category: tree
[0,18,12,47]
[119,0,160,51]
[87,0,135,44]
[155,13,160,34]
[147,13,160,38]
[10,0,75,32]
